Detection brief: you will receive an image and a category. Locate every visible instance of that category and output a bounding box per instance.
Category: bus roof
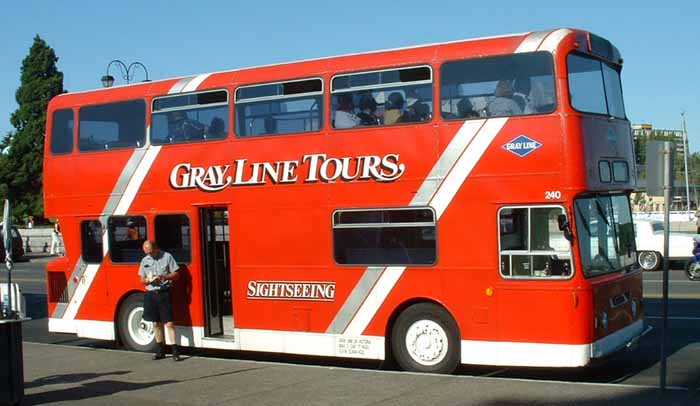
[53,30,544,99]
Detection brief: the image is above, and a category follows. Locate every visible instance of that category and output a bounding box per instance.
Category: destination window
[499,206,572,279]
[151,90,229,144]
[612,161,629,183]
[333,207,436,266]
[155,214,191,263]
[51,109,74,154]
[235,78,323,137]
[78,100,146,151]
[108,216,147,263]
[330,66,433,129]
[81,219,104,264]
[441,52,556,120]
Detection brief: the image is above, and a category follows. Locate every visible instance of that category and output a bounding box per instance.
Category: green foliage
[0,35,64,222]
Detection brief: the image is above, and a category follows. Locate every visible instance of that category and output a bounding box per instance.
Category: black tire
[638,251,661,271]
[117,293,158,352]
[391,303,460,374]
[686,261,700,281]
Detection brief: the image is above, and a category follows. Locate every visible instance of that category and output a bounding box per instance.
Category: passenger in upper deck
[512,75,532,114]
[456,97,480,119]
[167,110,205,141]
[486,80,522,117]
[402,88,430,123]
[167,111,187,140]
[357,93,380,126]
[207,117,226,138]
[384,92,405,125]
[334,94,360,129]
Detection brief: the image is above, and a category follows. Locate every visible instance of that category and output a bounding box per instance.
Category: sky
[1,1,698,149]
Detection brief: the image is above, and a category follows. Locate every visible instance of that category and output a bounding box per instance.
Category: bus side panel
[495,285,591,344]
[227,133,331,332]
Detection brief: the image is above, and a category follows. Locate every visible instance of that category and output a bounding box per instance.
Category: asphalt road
[6,254,700,392]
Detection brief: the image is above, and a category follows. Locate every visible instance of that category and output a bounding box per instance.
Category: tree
[0,35,64,222]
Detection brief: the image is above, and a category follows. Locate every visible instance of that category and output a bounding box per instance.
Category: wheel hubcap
[127,306,154,346]
[405,319,449,366]
[689,264,700,279]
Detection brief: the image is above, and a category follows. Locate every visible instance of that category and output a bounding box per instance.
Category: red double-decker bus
[44,28,643,373]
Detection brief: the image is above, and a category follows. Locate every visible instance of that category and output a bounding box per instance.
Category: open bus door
[199,208,233,337]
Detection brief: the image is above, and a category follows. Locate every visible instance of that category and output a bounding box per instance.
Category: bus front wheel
[638,251,661,271]
[391,303,460,374]
[117,293,158,352]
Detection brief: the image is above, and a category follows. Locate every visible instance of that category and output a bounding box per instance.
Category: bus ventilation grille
[48,271,68,303]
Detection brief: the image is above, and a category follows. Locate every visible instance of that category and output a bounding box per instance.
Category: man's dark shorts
[143,290,173,323]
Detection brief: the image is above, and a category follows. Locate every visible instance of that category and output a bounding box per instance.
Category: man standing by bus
[138,240,181,361]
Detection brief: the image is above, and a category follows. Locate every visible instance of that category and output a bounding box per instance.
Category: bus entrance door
[199,207,233,337]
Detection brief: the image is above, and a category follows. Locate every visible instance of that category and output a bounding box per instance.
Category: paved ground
[7,253,700,405]
[17,342,697,406]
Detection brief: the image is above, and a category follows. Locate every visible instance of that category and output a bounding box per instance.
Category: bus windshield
[567,53,625,119]
[574,194,636,277]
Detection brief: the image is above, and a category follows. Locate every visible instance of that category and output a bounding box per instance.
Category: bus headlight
[601,311,609,330]
[631,299,638,317]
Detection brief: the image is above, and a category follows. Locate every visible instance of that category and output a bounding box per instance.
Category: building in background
[632,123,696,210]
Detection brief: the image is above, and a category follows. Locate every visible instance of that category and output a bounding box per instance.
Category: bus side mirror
[557,214,574,243]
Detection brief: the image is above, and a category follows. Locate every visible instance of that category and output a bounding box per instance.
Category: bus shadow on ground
[479,387,693,406]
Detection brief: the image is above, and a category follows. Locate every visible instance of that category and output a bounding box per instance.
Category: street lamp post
[682,111,691,213]
[101,60,150,88]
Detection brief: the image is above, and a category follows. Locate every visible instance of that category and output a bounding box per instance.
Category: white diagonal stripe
[342,118,509,335]
[62,147,161,323]
[332,28,542,336]
[60,146,161,324]
[168,76,196,94]
[514,31,549,54]
[344,267,406,336]
[114,146,162,215]
[411,120,486,205]
[62,264,100,321]
[181,73,212,93]
[430,118,508,218]
[54,78,177,328]
[537,29,572,53]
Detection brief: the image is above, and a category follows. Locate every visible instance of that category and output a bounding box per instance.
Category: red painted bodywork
[43,28,642,354]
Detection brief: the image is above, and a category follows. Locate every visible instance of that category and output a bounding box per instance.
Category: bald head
[142,240,159,256]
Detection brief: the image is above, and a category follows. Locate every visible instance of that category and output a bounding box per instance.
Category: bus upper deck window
[330,66,433,130]
[78,100,146,152]
[151,90,229,145]
[234,78,323,137]
[51,109,74,154]
[440,52,556,121]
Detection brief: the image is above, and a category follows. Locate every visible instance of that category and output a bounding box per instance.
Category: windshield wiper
[575,203,591,234]
[595,199,610,226]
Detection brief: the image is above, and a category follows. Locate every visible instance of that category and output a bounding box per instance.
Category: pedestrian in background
[50,219,61,255]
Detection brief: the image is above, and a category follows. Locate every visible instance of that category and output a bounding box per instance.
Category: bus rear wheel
[391,303,460,374]
[117,293,157,352]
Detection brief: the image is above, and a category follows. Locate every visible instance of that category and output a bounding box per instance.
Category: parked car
[0,225,25,262]
[635,219,696,271]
